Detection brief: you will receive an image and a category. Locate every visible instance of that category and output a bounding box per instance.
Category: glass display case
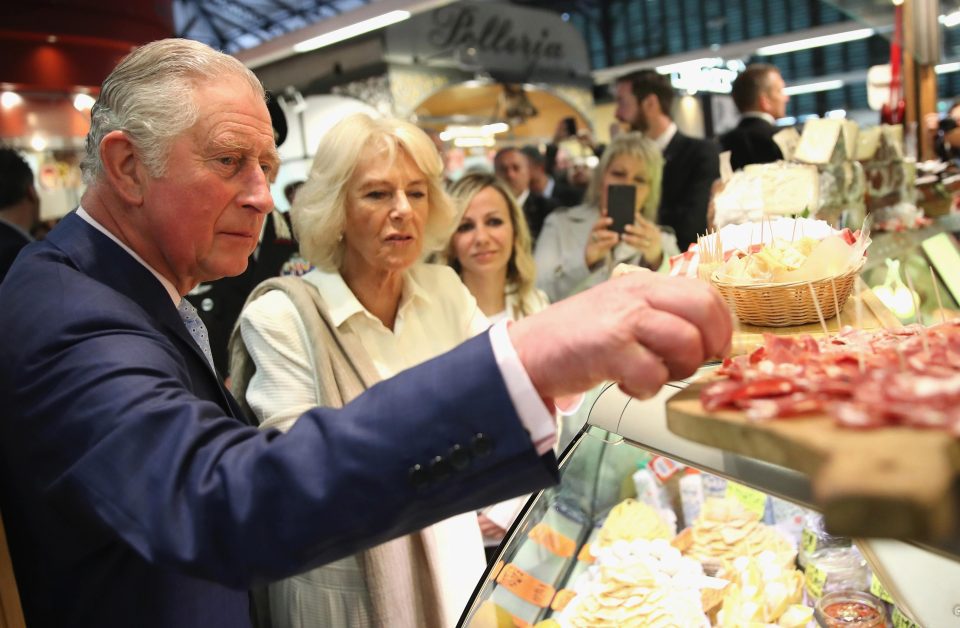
[460,376,960,628]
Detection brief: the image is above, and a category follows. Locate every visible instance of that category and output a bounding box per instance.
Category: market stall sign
[384,1,591,80]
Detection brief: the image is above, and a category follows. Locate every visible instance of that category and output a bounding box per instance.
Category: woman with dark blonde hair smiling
[446,173,548,323]
[445,172,549,545]
[231,113,487,628]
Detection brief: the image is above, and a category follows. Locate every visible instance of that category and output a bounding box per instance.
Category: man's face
[615,81,647,132]
[762,71,790,119]
[136,75,279,293]
[494,150,531,197]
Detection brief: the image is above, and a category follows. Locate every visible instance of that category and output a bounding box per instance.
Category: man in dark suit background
[0,39,732,628]
[720,63,790,172]
[615,70,720,251]
[521,144,583,209]
[0,148,39,282]
[494,146,558,241]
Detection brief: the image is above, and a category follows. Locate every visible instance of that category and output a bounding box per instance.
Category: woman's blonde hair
[446,173,540,317]
[292,114,456,271]
[584,131,663,222]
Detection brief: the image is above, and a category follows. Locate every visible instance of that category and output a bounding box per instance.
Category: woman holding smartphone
[533,132,679,302]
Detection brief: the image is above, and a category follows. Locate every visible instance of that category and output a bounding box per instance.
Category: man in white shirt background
[494,146,558,242]
[719,63,790,172]
[615,69,720,251]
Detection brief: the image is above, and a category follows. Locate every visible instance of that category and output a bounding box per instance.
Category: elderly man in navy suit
[615,70,720,251]
[720,63,790,172]
[0,39,732,628]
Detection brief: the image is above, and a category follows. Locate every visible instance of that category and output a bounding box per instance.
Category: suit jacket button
[471,433,493,458]
[429,455,453,482]
[448,444,471,470]
[408,464,430,490]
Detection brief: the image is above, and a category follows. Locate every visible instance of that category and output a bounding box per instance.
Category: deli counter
[459,215,960,628]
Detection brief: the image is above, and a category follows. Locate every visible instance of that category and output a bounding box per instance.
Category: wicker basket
[711,260,864,327]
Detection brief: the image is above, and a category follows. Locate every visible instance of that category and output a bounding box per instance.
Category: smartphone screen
[607,184,636,235]
[564,116,577,137]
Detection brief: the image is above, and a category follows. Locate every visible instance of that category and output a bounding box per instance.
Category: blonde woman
[445,173,549,544]
[446,173,548,323]
[232,114,486,628]
[534,132,679,302]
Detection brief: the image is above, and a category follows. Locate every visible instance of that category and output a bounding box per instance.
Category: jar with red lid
[815,590,889,627]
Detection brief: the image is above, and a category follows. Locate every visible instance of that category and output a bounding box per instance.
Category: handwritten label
[801,528,818,559]
[892,606,920,628]
[496,563,556,608]
[577,542,595,564]
[528,523,575,558]
[805,562,827,599]
[649,456,682,483]
[551,588,576,611]
[725,481,768,518]
[870,574,894,603]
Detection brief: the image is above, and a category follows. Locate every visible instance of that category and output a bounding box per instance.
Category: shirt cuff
[488,320,558,456]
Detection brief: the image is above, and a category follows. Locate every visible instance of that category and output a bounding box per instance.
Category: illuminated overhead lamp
[482,122,509,135]
[783,79,844,96]
[936,61,960,74]
[293,10,411,53]
[941,11,960,27]
[825,109,847,119]
[655,57,722,74]
[1,91,23,108]
[756,28,873,56]
[73,93,96,111]
[453,137,495,148]
[30,134,48,151]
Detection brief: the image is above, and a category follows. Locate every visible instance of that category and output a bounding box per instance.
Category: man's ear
[99,130,147,206]
[641,92,660,115]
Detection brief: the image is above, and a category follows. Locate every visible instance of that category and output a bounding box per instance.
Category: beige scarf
[229,276,444,627]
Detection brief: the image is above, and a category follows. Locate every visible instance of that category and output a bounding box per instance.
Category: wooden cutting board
[731,283,901,354]
[666,384,960,541]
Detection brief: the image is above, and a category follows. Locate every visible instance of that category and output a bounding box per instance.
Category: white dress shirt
[653,121,678,153]
[240,264,498,626]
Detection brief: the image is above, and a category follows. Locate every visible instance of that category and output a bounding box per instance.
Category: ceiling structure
[174,0,374,54]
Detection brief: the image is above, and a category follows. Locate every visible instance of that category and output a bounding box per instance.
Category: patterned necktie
[177,298,215,371]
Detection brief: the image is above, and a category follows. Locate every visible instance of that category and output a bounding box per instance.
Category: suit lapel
[48,213,245,421]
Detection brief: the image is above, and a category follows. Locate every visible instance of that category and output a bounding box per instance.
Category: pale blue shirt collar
[0,216,34,243]
[742,111,777,125]
[302,265,433,329]
[652,122,678,153]
[542,176,556,199]
[76,207,182,306]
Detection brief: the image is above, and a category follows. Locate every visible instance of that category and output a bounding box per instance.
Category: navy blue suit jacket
[719,116,784,172]
[659,131,720,251]
[0,220,30,284]
[0,213,557,627]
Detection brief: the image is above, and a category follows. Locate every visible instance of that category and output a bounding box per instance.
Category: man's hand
[509,272,732,401]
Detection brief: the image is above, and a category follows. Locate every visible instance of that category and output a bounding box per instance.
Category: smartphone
[606,184,636,235]
[563,116,577,137]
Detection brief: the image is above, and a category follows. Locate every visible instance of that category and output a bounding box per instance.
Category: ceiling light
[756,28,873,56]
[453,137,495,148]
[293,10,411,53]
[1,91,22,108]
[655,57,722,74]
[941,12,960,27]
[482,122,509,135]
[73,93,95,111]
[783,80,845,96]
[936,61,960,74]
[30,134,47,151]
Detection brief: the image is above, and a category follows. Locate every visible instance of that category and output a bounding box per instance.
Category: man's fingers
[615,343,670,400]
[624,275,733,360]
[630,309,705,380]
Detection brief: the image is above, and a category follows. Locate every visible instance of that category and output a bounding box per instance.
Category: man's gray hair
[80,38,264,185]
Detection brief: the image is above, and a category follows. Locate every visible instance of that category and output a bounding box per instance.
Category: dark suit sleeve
[663,139,720,251]
[1,275,556,588]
